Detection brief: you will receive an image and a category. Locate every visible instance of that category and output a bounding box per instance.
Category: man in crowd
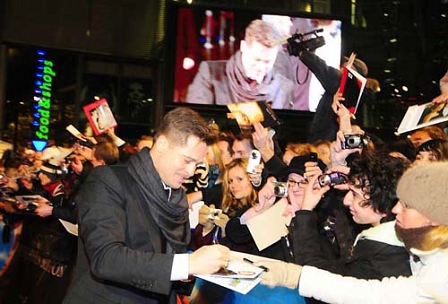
[186,19,295,110]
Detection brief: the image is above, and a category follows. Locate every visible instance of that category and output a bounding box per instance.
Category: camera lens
[347,136,360,147]
[274,185,287,197]
[318,174,331,187]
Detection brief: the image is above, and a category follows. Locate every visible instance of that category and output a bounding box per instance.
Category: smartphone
[246,150,261,174]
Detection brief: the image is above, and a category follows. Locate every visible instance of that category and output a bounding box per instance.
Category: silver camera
[208,208,222,220]
[273,181,289,197]
[341,134,369,149]
[318,172,348,187]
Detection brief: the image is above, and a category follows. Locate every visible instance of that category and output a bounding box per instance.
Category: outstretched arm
[431,70,448,103]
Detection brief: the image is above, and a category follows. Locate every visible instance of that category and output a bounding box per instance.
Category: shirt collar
[162,181,172,202]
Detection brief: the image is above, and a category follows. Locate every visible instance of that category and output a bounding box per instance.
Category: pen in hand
[243,257,269,272]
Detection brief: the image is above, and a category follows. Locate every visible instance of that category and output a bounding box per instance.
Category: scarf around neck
[226,50,274,102]
[128,148,190,253]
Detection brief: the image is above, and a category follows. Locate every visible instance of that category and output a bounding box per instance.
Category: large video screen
[165,3,343,112]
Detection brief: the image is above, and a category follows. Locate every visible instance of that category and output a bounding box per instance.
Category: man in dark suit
[63,107,230,304]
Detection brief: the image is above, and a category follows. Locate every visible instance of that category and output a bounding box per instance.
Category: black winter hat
[283,154,327,179]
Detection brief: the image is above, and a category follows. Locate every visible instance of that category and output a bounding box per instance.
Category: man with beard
[256,162,448,303]
[186,19,295,110]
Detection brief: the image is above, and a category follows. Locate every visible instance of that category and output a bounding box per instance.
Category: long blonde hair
[221,158,257,216]
[420,226,448,251]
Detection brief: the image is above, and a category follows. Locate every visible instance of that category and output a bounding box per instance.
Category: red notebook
[339,53,367,114]
[339,64,367,115]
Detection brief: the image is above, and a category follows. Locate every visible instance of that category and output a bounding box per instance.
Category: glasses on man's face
[287,179,308,188]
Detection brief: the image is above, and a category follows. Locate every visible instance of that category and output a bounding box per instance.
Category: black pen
[243,257,269,272]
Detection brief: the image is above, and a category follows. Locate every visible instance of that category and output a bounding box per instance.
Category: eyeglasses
[287,179,308,188]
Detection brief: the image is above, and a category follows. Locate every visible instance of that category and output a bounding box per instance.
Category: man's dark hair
[154,107,217,146]
[348,150,410,223]
[219,131,236,157]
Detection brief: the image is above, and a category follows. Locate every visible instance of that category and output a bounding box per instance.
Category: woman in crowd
[282,142,317,166]
[241,154,327,262]
[312,139,332,168]
[192,158,268,255]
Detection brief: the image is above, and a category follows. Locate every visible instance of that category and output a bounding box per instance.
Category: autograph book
[196,251,266,294]
[397,101,448,134]
[83,98,117,136]
[339,53,367,114]
[227,101,281,134]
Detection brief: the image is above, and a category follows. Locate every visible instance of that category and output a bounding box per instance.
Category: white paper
[397,101,448,134]
[59,219,78,236]
[196,251,266,294]
[189,201,204,228]
[246,200,292,251]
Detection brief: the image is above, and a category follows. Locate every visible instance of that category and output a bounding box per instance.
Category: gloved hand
[258,260,302,289]
[214,213,229,237]
[198,204,215,231]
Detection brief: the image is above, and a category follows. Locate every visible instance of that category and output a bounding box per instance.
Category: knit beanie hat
[396,162,448,225]
[282,154,326,179]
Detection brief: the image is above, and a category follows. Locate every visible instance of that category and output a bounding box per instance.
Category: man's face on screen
[240,40,278,84]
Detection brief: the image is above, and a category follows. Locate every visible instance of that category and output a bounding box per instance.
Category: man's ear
[154,134,169,152]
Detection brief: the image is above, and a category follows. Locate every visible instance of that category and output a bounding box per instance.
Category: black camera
[273,181,289,197]
[341,134,369,150]
[318,172,348,187]
[287,29,326,56]
[309,152,318,162]
[60,158,74,174]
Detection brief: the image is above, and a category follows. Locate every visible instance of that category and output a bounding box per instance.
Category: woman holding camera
[192,158,256,252]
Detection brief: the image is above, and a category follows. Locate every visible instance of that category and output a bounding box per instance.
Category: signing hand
[188,244,230,275]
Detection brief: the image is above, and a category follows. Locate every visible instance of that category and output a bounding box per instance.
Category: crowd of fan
[0,78,447,303]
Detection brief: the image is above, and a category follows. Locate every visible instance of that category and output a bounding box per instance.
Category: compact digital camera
[246,150,261,174]
[341,134,369,150]
[273,181,289,197]
[318,172,348,187]
[208,208,222,220]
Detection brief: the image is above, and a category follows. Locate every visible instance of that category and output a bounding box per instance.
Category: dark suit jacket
[63,165,177,304]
